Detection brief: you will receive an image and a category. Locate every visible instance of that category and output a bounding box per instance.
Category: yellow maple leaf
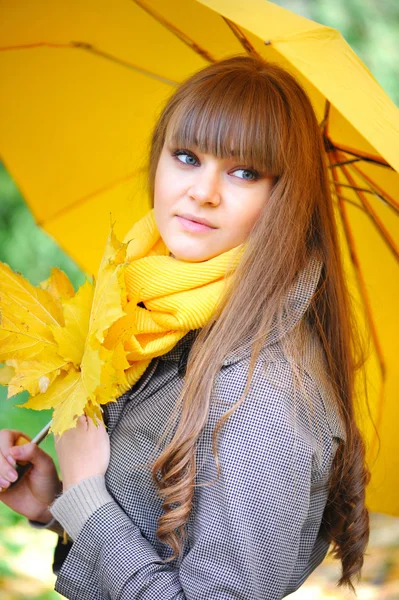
[0,365,15,386]
[20,371,75,411]
[40,267,75,300]
[0,262,64,325]
[95,341,130,405]
[84,400,104,424]
[24,336,125,436]
[0,327,47,362]
[50,280,93,366]
[21,370,90,435]
[0,263,62,362]
[6,352,69,398]
[2,228,131,436]
[20,339,102,436]
[89,229,128,344]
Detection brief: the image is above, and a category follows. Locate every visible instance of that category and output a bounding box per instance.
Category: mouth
[176,215,216,233]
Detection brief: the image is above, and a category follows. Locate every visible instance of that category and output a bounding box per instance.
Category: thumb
[10,442,54,473]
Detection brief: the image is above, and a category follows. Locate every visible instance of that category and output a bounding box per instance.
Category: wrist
[34,479,62,523]
[35,506,54,524]
[62,471,105,492]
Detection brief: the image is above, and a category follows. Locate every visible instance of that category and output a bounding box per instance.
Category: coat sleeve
[51,360,337,600]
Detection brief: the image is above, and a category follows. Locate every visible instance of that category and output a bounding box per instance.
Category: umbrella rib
[221,18,262,58]
[327,143,398,214]
[319,101,330,137]
[327,141,392,168]
[38,170,147,227]
[337,161,399,263]
[334,194,369,214]
[330,152,386,370]
[70,41,179,87]
[328,158,362,168]
[131,0,216,63]
[330,151,386,442]
[0,41,179,87]
[330,182,378,194]
[349,163,399,214]
[330,180,397,213]
[0,42,73,52]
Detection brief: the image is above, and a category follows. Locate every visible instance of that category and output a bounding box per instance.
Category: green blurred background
[1,1,398,598]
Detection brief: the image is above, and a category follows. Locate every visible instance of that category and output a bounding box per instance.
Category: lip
[176,215,216,233]
[178,213,216,228]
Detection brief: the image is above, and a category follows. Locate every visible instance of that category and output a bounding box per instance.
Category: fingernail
[6,455,16,467]
[7,470,17,482]
[10,447,21,458]
[0,476,9,487]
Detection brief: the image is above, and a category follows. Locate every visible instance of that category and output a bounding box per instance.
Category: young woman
[0,55,370,599]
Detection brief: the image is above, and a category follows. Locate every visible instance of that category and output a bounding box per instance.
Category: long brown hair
[148,55,370,592]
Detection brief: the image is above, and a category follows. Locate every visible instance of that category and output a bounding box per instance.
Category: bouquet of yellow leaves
[0,229,131,436]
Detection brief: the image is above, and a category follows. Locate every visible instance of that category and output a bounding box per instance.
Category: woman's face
[153,142,275,262]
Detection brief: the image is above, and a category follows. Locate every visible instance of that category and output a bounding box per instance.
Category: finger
[77,414,89,430]
[0,431,31,487]
[14,436,32,466]
[0,430,31,456]
[9,442,54,476]
[0,460,18,488]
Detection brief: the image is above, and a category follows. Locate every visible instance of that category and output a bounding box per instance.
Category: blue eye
[234,168,259,181]
[173,150,199,166]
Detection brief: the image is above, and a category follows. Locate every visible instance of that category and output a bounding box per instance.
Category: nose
[188,164,221,206]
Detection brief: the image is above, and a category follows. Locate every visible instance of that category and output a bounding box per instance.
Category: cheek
[153,197,166,240]
[153,169,163,209]
[153,156,169,208]
[153,169,177,213]
[153,176,178,238]
[153,181,169,226]
[235,198,265,235]
[153,181,165,234]
[241,183,272,230]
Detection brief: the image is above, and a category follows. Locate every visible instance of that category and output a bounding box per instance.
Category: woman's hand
[55,415,110,491]
[0,429,61,523]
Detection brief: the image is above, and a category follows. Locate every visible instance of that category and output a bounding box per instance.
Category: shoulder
[215,325,346,444]
[210,338,345,482]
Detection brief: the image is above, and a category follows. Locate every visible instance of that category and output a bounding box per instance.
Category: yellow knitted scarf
[0,209,244,435]
[119,209,245,391]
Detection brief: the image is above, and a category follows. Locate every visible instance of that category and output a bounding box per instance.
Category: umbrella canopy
[0,0,398,516]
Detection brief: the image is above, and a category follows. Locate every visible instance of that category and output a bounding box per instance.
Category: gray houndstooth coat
[50,254,346,599]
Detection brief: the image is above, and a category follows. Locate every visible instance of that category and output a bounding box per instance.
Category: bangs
[165,72,283,177]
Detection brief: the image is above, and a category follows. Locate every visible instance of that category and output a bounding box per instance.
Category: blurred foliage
[0,519,59,600]
[0,1,398,598]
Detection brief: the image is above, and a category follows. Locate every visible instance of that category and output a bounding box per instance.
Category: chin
[171,252,210,263]
[164,237,208,262]
[167,244,212,262]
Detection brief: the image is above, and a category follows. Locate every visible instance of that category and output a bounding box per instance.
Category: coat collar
[160,254,323,368]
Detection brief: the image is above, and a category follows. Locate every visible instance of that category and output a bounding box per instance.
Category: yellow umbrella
[0,0,398,516]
